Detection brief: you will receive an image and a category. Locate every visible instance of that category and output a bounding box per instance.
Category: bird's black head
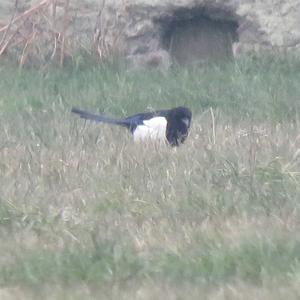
[166,106,192,146]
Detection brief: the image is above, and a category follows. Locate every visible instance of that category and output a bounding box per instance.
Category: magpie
[71,106,192,146]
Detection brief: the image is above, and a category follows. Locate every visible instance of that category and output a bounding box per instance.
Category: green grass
[2,237,300,286]
[1,54,300,120]
[1,54,300,299]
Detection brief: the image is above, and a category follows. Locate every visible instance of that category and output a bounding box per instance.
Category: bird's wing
[124,109,168,124]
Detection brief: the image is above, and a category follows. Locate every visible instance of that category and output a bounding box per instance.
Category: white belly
[133,117,167,142]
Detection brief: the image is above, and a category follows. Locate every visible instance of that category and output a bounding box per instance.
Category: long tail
[71,108,130,128]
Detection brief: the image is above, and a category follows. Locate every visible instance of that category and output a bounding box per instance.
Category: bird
[71,106,192,146]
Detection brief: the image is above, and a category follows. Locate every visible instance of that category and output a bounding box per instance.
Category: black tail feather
[71,107,130,127]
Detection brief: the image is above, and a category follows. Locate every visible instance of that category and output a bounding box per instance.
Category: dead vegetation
[0,0,124,67]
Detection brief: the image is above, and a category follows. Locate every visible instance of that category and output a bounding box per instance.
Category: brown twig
[0,0,19,49]
[93,0,107,60]
[19,30,37,67]
[0,0,50,33]
[0,16,29,56]
[50,0,58,60]
[60,0,70,66]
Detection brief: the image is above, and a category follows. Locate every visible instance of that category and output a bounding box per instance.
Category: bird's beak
[182,118,190,127]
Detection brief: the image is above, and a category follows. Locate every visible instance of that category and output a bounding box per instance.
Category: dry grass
[0,0,120,67]
[1,55,300,299]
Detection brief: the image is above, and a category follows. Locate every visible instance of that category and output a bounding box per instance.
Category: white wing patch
[133,116,167,142]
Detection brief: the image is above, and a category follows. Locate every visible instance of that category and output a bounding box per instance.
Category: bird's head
[166,106,192,146]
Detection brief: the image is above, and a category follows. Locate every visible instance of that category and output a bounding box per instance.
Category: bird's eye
[181,117,190,127]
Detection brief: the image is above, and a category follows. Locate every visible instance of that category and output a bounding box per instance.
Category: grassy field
[1,55,300,299]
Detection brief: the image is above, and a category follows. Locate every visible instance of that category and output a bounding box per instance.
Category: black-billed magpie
[71,106,192,146]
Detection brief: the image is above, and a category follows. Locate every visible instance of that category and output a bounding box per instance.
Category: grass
[1,54,300,299]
